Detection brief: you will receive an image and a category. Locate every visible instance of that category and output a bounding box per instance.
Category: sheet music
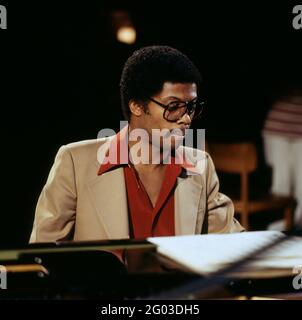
[249,236,302,269]
[148,231,302,275]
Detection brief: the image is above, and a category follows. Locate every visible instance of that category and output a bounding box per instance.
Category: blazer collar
[174,175,203,235]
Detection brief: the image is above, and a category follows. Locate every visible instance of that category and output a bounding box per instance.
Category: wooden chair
[207,142,296,231]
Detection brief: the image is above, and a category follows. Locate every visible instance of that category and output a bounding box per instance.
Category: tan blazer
[29,137,244,243]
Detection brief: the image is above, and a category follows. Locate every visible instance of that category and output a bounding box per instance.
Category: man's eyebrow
[164,96,182,100]
[164,96,198,101]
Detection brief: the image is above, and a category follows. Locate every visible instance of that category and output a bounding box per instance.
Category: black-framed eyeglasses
[148,97,204,122]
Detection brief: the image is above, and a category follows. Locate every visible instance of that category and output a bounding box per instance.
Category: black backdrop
[0,1,301,245]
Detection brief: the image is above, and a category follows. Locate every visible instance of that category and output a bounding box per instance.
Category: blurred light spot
[117,26,136,44]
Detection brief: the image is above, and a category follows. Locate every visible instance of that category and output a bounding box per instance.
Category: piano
[0,238,301,300]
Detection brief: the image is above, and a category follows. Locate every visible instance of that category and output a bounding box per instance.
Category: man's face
[134,82,198,151]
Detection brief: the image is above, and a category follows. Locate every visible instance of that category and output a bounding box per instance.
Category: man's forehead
[159,82,198,99]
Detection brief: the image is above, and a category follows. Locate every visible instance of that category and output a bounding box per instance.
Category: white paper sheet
[148,231,302,275]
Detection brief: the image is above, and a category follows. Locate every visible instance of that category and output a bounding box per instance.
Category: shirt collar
[98,125,129,175]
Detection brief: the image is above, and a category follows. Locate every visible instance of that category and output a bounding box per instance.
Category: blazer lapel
[86,135,204,238]
[87,167,130,239]
[174,175,203,235]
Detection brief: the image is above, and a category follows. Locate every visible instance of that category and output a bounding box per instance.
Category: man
[30,46,243,243]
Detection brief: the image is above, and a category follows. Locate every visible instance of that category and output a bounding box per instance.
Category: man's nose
[179,112,192,125]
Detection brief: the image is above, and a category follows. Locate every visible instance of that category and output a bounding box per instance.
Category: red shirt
[98,126,192,239]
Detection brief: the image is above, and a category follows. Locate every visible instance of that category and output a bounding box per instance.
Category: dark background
[0,1,301,245]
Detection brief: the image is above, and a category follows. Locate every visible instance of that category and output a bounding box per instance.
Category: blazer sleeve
[205,154,244,233]
[29,145,77,243]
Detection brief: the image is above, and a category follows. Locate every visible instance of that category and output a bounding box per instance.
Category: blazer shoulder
[54,136,114,169]
[63,136,113,155]
[181,146,212,166]
[181,145,209,159]
[66,136,111,149]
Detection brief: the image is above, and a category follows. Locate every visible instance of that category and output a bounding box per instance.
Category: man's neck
[128,125,168,170]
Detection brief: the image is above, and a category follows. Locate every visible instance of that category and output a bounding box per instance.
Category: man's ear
[129,100,144,117]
